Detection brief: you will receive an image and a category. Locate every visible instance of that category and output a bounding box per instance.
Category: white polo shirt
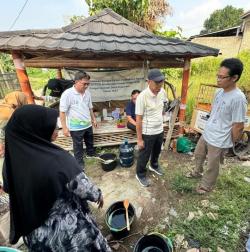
[59,86,93,131]
[136,87,167,135]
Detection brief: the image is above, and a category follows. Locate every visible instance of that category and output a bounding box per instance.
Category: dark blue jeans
[70,127,95,167]
[136,132,164,178]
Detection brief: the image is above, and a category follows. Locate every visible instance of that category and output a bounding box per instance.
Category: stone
[207,212,218,220]
[169,207,178,218]
[201,199,210,208]
[143,225,149,235]
[217,247,226,252]
[136,207,143,219]
[187,212,195,221]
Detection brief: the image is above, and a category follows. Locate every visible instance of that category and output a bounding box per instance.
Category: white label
[194,110,210,132]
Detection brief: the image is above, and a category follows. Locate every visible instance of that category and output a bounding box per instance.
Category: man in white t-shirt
[59,71,97,168]
[135,69,167,187]
[187,58,247,194]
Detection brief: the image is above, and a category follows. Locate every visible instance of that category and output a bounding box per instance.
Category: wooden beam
[12,51,35,104]
[24,58,184,69]
[179,58,191,134]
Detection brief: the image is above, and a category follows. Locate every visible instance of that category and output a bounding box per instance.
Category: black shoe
[86,153,99,159]
[136,174,150,187]
[148,164,164,176]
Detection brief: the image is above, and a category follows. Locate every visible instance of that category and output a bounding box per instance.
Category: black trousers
[136,132,164,178]
[70,127,95,167]
[127,121,136,131]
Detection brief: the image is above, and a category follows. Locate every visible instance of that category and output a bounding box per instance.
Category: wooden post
[57,68,63,79]
[164,99,180,150]
[11,51,34,104]
[179,58,191,134]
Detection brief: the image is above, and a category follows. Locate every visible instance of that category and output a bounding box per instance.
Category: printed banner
[64,68,147,102]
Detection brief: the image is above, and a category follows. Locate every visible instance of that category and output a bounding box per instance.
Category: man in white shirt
[135,69,167,187]
[59,72,97,168]
[187,58,247,194]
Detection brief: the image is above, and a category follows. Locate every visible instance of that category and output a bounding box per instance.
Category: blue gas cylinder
[119,139,134,167]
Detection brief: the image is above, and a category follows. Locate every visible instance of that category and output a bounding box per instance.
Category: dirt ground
[85,150,242,252]
[1,150,248,251]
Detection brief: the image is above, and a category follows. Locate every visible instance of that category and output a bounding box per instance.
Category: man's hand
[97,194,104,209]
[92,119,98,128]
[137,139,144,150]
[63,127,70,137]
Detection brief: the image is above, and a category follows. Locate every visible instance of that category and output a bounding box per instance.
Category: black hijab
[3,104,82,244]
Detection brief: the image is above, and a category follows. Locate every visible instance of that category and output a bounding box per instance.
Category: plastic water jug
[119,139,134,167]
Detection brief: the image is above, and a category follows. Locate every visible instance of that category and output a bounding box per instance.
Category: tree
[0,53,14,73]
[70,15,85,24]
[200,5,244,34]
[85,0,171,32]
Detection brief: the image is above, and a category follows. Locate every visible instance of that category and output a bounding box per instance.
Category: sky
[1,0,250,37]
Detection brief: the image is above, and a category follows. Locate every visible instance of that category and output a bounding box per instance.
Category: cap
[147,69,165,83]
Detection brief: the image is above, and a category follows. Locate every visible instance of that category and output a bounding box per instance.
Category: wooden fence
[0,73,20,99]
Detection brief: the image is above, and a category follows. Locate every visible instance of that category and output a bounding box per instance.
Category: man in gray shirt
[187,58,247,194]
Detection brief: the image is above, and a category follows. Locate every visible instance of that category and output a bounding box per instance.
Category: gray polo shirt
[59,86,93,131]
[203,88,247,148]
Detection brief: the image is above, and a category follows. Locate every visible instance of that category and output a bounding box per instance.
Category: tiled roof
[0,8,219,59]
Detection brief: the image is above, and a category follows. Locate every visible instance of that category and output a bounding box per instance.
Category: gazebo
[0,8,219,148]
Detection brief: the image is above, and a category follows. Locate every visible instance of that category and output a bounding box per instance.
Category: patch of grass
[170,173,195,193]
[166,166,250,251]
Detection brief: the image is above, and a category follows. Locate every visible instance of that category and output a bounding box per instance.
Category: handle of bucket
[149,232,173,252]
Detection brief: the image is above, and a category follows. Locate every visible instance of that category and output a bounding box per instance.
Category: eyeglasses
[216,75,230,81]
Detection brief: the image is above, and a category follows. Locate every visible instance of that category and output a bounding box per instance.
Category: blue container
[119,139,134,167]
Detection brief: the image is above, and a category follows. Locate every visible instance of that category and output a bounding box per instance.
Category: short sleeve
[126,102,132,116]
[162,89,168,103]
[135,93,144,116]
[232,98,247,123]
[59,91,69,112]
[88,93,93,109]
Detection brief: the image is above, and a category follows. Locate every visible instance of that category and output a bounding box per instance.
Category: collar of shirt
[147,86,162,97]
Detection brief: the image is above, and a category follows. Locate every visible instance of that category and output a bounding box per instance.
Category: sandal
[185,171,202,178]
[196,185,211,194]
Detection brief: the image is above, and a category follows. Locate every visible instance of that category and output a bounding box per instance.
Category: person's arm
[60,111,70,137]
[127,115,136,126]
[88,94,97,128]
[59,92,70,137]
[67,172,103,208]
[90,109,97,128]
[231,97,247,144]
[136,115,144,149]
[232,122,244,143]
[135,93,144,149]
